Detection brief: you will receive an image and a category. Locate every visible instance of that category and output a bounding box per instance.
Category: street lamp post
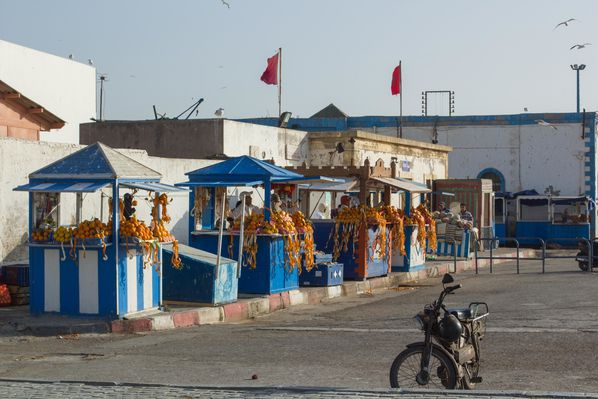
[570,64,586,113]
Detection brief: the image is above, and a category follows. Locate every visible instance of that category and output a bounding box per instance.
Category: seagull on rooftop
[554,18,578,29]
[570,43,592,50]
[215,108,224,118]
[68,54,73,59]
[88,59,94,65]
[536,120,558,130]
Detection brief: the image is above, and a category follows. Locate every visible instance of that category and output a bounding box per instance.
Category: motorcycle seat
[448,308,472,320]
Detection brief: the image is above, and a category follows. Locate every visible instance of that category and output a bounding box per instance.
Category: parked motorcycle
[389,273,489,389]
[576,239,596,271]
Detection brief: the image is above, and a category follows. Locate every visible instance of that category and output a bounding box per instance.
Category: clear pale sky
[2,0,597,120]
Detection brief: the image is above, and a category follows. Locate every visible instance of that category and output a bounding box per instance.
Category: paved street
[0,257,597,397]
[1,380,598,399]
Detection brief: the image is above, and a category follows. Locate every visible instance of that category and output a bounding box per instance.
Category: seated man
[459,203,473,223]
[437,201,449,214]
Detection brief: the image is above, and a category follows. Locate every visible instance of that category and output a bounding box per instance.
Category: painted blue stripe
[152,249,161,307]
[237,112,591,132]
[60,254,79,315]
[29,247,44,314]
[98,245,116,317]
[137,257,144,311]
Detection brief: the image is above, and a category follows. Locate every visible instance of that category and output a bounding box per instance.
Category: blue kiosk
[390,179,432,272]
[515,195,591,246]
[177,156,307,295]
[287,160,431,276]
[13,142,184,318]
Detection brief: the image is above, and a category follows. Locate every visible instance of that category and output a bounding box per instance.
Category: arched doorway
[477,168,505,192]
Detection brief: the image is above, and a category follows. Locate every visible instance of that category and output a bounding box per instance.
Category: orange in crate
[0,284,11,306]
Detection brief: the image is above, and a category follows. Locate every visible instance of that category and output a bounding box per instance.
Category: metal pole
[278,47,282,117]
[399,60,403,138]
[237,195,246,278]
[474,242,478,274]
[99,76,105,121]
[216,192,226,278]
[588,238,593,273]
[489,240,493,273]
[516,245,520,274]
[576,69,580,113]
[541,240,546,274]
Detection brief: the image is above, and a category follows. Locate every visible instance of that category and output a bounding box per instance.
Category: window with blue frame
[518,198,549,221]
[551,198,588,224]
[495,197,505,223]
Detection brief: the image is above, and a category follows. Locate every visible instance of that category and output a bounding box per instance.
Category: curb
[111,248,537,334]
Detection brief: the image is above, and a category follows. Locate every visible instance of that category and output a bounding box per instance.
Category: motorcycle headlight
[413,314,425,330]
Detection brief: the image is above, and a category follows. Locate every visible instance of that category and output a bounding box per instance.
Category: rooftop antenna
[152,98,204,120]
[98,73,109,121]
[175,98,204,120]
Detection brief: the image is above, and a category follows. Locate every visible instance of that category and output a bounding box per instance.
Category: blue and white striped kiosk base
[392,225,426,272]
[29,243,161,318]
[436,230,471,258]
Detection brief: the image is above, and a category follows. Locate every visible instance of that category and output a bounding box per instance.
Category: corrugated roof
[29,142,161,180]
[0,79,65,130]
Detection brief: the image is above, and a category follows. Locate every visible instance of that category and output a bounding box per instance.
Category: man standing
[231,192,261,221]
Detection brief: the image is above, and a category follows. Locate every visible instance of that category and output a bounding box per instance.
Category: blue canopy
[28,142,161,180]
[180,156,305,221]
[183,156,303,184]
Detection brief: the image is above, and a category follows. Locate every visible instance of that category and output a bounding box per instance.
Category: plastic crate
[0,265,29,287]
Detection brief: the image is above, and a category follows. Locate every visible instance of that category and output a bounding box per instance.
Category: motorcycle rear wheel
[390,346,457,389]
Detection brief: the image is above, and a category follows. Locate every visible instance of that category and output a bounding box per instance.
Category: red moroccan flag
[391,64,401,95]
[260,52,279,85]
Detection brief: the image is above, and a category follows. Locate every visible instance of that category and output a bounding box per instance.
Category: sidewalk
[0,248,536,336]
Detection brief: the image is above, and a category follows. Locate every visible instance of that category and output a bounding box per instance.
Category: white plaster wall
[222,120,308,166]
[369,124,586,195]
[0,138,217,264]
[0,39,96,144]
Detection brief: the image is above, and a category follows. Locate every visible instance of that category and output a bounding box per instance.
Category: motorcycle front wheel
[390,346,457,389]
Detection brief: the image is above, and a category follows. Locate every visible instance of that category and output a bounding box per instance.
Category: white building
[0,39,96,144]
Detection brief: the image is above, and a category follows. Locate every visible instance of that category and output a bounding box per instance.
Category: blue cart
[177,156,310,295]
[515,195,590,247]
[163,243,238,305]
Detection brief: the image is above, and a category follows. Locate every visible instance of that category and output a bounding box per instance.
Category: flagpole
[399,60,403,138]
[278,47,282,117]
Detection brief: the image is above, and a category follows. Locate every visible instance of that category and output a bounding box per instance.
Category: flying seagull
[215,108,224,117]
[570,43,592,50]
[221,0,230,8]
[536,120,558,130]
[554,18,578,29]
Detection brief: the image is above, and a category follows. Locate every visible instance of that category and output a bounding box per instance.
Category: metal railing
[432,237,462,274]
[474,236,593,274]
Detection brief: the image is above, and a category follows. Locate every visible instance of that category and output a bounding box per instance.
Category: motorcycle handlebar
[445,284,462,293]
